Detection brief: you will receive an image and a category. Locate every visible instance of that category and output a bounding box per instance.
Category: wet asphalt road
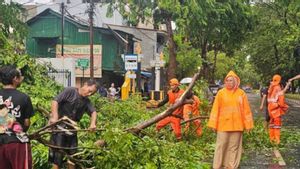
[240,93,300,169]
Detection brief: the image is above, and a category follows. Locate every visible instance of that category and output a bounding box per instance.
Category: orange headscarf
[224,70,240,91]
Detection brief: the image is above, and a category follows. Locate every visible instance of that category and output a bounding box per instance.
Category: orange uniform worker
[208,70,254,169]
[267,75,289,144]
[183,92,202,137]
[156,78,184,140]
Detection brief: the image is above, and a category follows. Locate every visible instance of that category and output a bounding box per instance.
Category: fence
[47,69,71,87]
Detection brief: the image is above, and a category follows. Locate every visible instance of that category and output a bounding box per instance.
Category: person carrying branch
[0,65,34,169]
[289,74,300,82]
[208,70,254,169]
[267,75,290,145]
[155,78,185,140]
[48,79,99,169]
[182,91,202,137]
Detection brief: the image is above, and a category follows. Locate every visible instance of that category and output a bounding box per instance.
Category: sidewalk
[285,98,300,105]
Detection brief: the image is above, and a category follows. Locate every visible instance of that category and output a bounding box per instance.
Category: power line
[66,2,83,10]
[95,6,104,26]
[24,2,55,11]
[20,0,34,5]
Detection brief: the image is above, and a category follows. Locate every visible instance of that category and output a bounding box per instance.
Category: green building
[26,8,134,87]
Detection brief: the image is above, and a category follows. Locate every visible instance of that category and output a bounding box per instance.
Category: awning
[106,24,128,46]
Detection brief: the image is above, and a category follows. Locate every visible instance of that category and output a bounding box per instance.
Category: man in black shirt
[49,79,99,169]
[0,65,34,169]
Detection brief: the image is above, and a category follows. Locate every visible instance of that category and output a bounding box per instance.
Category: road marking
[273,148,286,166]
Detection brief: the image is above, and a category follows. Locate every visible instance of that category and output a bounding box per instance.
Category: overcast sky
[11,0,53,5]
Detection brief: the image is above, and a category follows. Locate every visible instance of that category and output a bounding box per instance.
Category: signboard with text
[56,45,102,78]
[76,58,89,70]
[124,54,138,70]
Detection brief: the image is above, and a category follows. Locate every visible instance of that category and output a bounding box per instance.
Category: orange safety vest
[191,95,201,116]
[167,89,184,116]
[183,96,201,118]
[183,95,202,136]
[267,85,288,119]
[167,89,185,104]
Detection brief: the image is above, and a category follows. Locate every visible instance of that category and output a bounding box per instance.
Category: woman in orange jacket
[208,70,254,169]
[156,78,184,140]
[183,91,202,137]
[267,75,289,144]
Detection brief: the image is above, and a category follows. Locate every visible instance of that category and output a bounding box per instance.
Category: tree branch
[126,69,201,134]
[29,116,78,139]
[180,116,209,126]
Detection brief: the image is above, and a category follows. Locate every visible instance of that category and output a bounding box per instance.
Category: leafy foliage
[0,0,28,40]
[105,0,255,80]
[206,50,259,87]
[1,0,300,168]
[246,0,300,83]
[85,95,215,169]
[0,29,62,168]
[173,34,202,79]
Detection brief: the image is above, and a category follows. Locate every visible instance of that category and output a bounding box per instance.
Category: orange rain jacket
[167,89,185,116]
[207,71,254,131]
[267,75,289,127]
[156,88,185,139]
[183,95,202,136]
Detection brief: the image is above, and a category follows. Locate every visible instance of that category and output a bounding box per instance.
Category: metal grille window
[47,69,71,87]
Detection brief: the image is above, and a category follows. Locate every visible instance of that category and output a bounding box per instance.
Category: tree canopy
[246,0,300,84]
[0,0,27,40]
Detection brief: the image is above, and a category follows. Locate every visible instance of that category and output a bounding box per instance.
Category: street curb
[273,148,286,166]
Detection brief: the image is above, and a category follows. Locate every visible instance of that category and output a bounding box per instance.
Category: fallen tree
[127,69,201,134]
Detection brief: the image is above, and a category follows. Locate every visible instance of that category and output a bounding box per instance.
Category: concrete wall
[36,58,76,87]
[108,25,167,70]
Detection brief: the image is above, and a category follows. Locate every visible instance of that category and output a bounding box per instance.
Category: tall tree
[107,0,196,80]
[180,0,254,81]
[246,0,300,83]
[106,0,253,81]
[0,0,27,40]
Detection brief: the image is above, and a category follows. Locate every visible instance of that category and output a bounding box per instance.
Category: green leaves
[246,0,300,82]
[0,0,28,40]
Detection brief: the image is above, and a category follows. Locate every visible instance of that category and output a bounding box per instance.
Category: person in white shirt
[108,83,120,101]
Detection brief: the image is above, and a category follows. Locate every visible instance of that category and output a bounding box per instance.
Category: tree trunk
[273,44,280,65]
[127,69,201,134]
[166,16,177,81]
[211,46,218,83]
[200,39,208,79]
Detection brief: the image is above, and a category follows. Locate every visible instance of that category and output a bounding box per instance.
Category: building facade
[26,8,134,87]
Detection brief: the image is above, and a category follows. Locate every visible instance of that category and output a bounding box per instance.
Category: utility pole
[135,43,142,93]
[61,2,65,57]
[89,0,94,78]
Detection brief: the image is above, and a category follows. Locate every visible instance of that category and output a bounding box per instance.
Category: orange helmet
[169,78,179,86]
